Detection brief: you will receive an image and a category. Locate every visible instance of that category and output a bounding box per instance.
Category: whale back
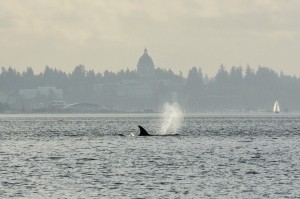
[138,126,151,136]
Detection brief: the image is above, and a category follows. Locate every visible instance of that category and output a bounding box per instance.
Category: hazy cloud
[0,0,300,76]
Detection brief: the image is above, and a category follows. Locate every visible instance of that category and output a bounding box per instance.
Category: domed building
[114,49,157,110]
[94,48,184,112]
[137,48,155,76]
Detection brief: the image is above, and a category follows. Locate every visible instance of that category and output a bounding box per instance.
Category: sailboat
[273,100,280,113]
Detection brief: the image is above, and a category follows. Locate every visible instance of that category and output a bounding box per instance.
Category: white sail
[273,100,280,113]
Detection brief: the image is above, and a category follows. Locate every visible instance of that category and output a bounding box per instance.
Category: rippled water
[0,114,299,198]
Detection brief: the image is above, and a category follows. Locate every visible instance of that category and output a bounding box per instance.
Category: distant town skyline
[1,0,300,77]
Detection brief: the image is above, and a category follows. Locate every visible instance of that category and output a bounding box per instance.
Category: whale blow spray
[160,103,183,134]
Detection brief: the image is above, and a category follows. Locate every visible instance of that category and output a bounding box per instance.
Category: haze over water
[1,1,300,198]
[1,114,299,198]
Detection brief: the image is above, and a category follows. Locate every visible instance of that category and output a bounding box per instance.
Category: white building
[19,86,63,100]
[37,87,63,99]
[117,81,153,98]
[137,48,155,77]
[117,49,156,98]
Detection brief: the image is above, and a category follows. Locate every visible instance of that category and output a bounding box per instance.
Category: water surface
[0,114,299,198]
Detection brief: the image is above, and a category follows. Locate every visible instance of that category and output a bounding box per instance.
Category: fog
[1,49,300,113]
[1,0,300,76]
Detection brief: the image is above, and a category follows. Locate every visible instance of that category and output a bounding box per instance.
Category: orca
[138,126,180,136]
[117,126,152,136]
[138,125,152,136]
[118,126,180,136]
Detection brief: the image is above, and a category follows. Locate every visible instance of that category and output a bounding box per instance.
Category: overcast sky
[0,0,300,76]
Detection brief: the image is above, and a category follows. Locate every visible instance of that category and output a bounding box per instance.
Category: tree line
[0,64,300,111]
[185,65,300,111]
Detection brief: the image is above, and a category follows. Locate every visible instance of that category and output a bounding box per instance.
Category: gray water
[0,114,299,198]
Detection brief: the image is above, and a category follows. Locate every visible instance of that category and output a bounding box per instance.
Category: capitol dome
[137,48,155,68]
[137,49,155,76]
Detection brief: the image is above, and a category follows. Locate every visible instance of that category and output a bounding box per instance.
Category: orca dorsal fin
[138,126,151,136]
